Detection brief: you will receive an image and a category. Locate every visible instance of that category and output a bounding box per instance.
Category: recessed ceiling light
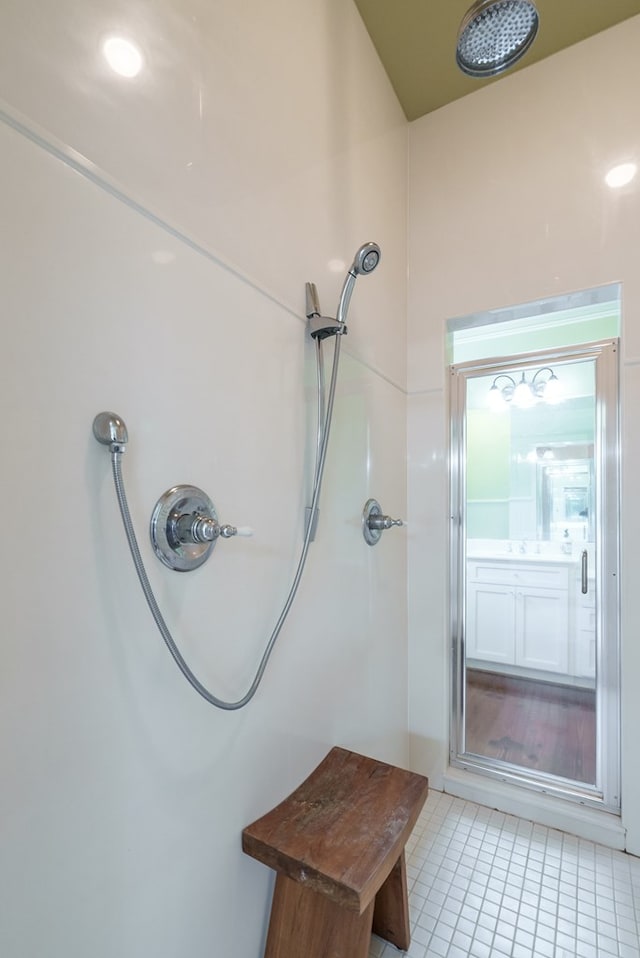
[605,162,637,189]
[102,36,143,78]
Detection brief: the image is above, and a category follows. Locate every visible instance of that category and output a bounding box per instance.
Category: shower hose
[109,334,342,710]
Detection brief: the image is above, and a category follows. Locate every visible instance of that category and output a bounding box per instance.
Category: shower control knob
[151,485,252,571]
[362,498,405,546]
[178,514,221,543]
[176,517,255,542]
[367,514,404,531]
[220,525,254,538]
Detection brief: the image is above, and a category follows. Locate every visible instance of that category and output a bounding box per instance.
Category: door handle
[581,549,588,594]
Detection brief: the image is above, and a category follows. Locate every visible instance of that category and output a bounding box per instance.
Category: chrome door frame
[449,339,620,812]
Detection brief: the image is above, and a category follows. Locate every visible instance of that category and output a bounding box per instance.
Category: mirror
[466,359,595,546]
[537,446,594,542]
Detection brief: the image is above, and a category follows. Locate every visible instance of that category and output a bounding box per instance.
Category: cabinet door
[573,587,596,679]
[466,582,516,664]
[516,586,569,672]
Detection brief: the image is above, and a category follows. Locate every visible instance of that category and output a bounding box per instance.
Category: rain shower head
[350,242,381,277]
[456,0,539,79]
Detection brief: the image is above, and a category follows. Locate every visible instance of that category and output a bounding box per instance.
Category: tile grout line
[370,790,640,958]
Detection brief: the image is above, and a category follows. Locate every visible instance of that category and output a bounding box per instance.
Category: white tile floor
[369,791,640,958]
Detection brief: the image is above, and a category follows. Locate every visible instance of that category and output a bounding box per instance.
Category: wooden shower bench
[242,746,429,958]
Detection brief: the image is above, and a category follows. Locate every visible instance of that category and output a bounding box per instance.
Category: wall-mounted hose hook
[93,410,128,451]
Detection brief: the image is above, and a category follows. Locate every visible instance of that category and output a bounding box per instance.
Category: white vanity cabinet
[466,558,571,674]
[572,574,596,679]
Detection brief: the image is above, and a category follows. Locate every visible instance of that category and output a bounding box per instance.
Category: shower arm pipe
[106,334,343,711]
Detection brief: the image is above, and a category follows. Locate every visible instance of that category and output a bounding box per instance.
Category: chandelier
[488,367,562,410]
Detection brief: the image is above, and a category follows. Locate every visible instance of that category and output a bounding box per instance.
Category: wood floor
[465,669,596,784]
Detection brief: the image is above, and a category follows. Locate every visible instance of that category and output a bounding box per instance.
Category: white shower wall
[408,17,640,855]
[0,3,408,957]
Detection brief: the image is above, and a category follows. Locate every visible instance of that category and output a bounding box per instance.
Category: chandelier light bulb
[513,373,534,408]
[488,367,562,410]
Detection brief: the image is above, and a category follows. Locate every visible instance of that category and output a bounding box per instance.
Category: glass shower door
[450,340,619,809]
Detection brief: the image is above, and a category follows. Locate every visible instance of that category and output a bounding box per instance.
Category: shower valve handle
[175,514,253,543]
[228,525,254,537]
[151,485,252,571]
[220,524,254,538]
[175,512,220,544]
[362,498,405,546]
[366,514,404,531]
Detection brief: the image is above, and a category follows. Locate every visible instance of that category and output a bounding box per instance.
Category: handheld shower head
[350,242,381,276]
[336,241,381,327]
[307,242,382,338]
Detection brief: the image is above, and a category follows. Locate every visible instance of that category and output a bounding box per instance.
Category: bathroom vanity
[466,551,595,684]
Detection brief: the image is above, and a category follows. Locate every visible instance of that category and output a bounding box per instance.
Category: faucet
[519,540,527,554]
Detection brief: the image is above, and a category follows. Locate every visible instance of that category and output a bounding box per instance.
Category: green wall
[466,396,595,540]
[466,409,510,538]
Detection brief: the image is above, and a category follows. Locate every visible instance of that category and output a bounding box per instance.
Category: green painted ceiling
[354,0,640,120]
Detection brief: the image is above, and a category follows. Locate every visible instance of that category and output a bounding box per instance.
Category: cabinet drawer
[468,561,569,591]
